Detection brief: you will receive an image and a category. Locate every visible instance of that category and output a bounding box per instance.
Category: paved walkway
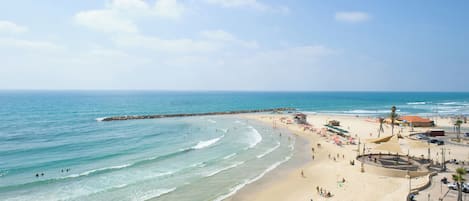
[415,164,469,201]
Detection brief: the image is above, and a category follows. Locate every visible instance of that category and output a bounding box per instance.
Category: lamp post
[406,171,411,193]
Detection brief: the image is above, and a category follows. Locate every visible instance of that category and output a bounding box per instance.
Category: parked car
[416,134,425,139]
[465,133,469,137]
[428,139,439,144]
[457,183,469,193]
[428,139,444,145]
[448,183,458,190]
[448,183,469,192]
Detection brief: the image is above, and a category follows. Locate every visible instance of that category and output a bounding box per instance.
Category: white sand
[228,113,469,201]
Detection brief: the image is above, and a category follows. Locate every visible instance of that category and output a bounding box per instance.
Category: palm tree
[455,119,463,141]
[390,106,398,136]
[452,167,467,201]
[378,117,384,137]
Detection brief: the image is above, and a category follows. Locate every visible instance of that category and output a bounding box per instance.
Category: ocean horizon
[1,91,469,201]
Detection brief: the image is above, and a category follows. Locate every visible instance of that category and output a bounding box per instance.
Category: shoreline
[227,116,312,201]
[228,113,413,201]
[227,112,468,201]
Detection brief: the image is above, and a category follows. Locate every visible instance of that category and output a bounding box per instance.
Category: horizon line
[1,89,469,93]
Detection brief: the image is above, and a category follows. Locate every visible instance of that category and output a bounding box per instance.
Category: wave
[139,187,177,201]
[190,162,207,168]
[213,155,292,201]
[192,135,224,150]
[223,153,237,160]
[234,120,246,125]
[207,119,217,123]
[245,127,262,149]
[204,161,245,177]
[343,109,394,114]
[0,149,194,191]
[114,183,128,189]
[95,117,106,122]
[256,142,280,159]
[407,102,427,105]
[66,164,132,179]
[440,102,458,105]
[0,170,7,177]
[217,128,229,133]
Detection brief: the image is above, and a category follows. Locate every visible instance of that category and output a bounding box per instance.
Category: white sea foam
[343,109,394,114]
[66,164,132,178]
[192,135,224,150]
[256,142,280,159]
[234,120,246,125]
[204,161,245,177]
[114,183,128,189]
[189,162,208,168]
[223,153,237,160]
[218,128,229,133]
[95,117,106,122]
[213,155,292,201]
[136,187,177,201]
[246,127,262,149]
[207,119,217,123]
[407,102,427,105]
[440,102,458,105]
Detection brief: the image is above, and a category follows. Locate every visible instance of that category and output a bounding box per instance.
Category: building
[328,120,340,126]
[398,116,434,127]
[426,129,445,137]
[293,113,307,124]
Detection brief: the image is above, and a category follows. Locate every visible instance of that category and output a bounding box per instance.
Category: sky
[0,0,468,91]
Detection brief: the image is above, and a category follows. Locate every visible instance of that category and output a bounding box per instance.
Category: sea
[1,91,469,201]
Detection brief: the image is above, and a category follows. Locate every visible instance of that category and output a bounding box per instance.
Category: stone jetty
[99,108,295,122]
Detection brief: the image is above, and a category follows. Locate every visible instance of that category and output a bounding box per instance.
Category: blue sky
[0,0,468,91]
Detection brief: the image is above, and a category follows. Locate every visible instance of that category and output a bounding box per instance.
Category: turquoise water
[1,91,469,201]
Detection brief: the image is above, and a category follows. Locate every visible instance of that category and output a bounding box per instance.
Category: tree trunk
[458,182,463,201]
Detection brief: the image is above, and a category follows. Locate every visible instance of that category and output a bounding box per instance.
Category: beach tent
[372,135,404,154]
[367,135,393,143]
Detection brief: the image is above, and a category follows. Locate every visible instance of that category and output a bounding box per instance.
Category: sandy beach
[228,113,469,201]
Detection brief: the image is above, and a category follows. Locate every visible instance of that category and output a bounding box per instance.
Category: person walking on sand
[301,170,304,177]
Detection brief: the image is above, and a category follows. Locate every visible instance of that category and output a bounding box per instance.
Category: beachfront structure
[397,116,434,127]
[328,120,340,126]
[293,113,307,124]
[426,129,445,137]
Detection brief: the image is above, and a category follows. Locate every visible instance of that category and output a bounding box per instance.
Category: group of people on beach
[316,186,333,198]
[327,153,345,162]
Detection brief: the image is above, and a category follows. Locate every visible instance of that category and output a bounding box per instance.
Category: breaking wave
[192,135,224,150]
[256,142,280,159]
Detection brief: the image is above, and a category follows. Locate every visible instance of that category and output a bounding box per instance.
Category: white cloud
[74,0,185,33]
[154,0,185,19]
[113,34,220,53]
[0,37,62,51]
[75,10,138,33]
[205,0,267,9]
[335,11,370,23]
[200,30,236,41]
[108,0,184,19]
[0,20,28,34]
[205,0,289,13]
[111,29,258,53]
[200,29,259,48]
